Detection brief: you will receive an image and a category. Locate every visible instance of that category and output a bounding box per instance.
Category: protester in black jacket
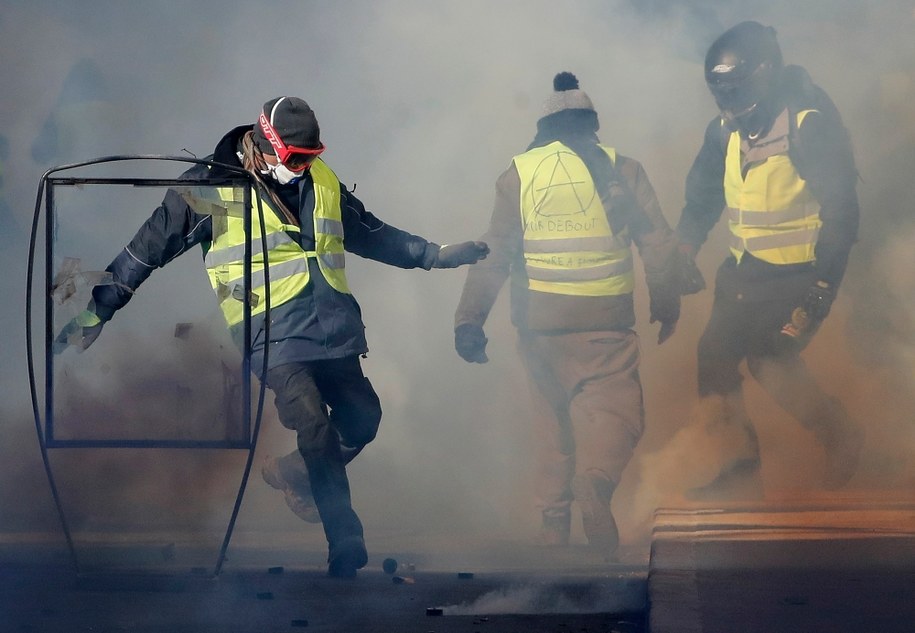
[673,22,863,499]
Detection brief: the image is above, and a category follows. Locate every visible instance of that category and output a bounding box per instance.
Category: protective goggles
[258,112,325,170]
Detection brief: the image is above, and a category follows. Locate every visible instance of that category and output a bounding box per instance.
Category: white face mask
[261,161,307,185]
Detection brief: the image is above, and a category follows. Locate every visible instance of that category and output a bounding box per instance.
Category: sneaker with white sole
[261,456,321,524]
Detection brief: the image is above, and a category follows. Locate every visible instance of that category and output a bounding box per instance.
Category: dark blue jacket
[93,125,441,374]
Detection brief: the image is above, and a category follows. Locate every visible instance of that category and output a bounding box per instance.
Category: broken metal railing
[26,155,272,576]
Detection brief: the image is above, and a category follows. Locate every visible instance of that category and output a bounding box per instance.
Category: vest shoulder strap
[719,108,807,163]
[595,148,642,237]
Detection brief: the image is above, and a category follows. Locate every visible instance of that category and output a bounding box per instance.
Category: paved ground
[0,535,650,633]
[1,564,648,633]
[3,492,913,632]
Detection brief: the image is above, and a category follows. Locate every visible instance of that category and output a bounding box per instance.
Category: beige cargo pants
[518,329,644,523]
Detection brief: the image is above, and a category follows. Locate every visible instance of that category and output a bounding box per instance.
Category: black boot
[301,451,367,578]
[572,472,619,561]
[535,512,571,547]
[812,397,863,490]
[327,535,368,578]
[687,392,763,501]
[686,456,763,501]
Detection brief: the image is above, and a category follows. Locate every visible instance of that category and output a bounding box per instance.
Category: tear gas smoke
[443,579,646,615]
[1,1,914,571]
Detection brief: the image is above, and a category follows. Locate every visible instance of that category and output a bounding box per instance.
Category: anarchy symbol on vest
[528,150,597,218]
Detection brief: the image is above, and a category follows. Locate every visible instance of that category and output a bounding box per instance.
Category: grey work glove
[455,323,489,363]
[649,291,680,345]
[53,309,105,354]
[433,241,490,268]
[676,243,706,295]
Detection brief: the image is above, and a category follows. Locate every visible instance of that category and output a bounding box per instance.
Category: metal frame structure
[26,156,272,576]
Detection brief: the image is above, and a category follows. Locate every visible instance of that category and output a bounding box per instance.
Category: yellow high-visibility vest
[513,141,633,297]
[184,158,350,327]
[725,109,821,265]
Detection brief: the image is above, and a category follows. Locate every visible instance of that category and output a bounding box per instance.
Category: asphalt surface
[0,536,650,633]
[3,493,913,632]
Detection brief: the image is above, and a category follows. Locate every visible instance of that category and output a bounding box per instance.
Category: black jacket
[677,66,859,289]
[93,125,441,372]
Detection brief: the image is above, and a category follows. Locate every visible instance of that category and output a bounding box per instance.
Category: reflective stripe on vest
[195,158,350,326]
[513,141,634,297]
[725,109,821,265]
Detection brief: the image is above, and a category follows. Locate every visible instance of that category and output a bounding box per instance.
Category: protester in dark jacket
[56,96,488,577]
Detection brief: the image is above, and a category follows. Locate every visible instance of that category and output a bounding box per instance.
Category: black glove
[454,323,489,363]
[803,281,835,322]
[433,241,490,269]
[676,244,706,295]
[773,282,834,355]
[649,291,680,345]
[53,309,105,354]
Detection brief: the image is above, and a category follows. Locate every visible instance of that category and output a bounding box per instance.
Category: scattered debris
[50,257,117,305]
[382,558,398,574]
[50,257,81,304]
[385,558,418,583]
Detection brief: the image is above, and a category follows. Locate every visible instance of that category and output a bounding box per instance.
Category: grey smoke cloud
[443,579,646,615]
[1,0,914,563]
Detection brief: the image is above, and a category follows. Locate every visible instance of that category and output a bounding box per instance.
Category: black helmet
[705,21,783,135]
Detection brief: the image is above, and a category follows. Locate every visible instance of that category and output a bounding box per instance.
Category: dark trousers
[697,257,847,442]
[265,357,381,551]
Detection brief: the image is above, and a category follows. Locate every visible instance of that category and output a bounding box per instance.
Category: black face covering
[709,62,780,138]
[727,98,778,139]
